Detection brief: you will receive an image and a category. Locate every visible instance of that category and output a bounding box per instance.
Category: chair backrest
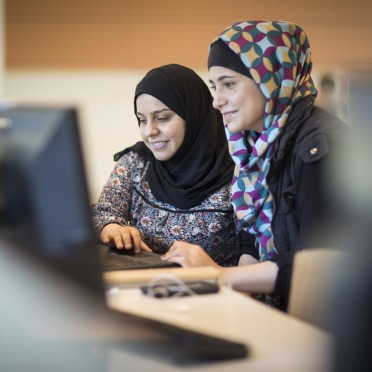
[288,248,346,330]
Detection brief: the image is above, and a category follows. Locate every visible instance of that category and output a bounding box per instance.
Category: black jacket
[254,96,348,309]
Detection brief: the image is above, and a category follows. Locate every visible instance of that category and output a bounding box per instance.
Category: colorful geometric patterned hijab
[208,20,317,260]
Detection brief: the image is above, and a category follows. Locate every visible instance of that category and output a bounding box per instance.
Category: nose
[212,90,226,111]
[143,120,159,137]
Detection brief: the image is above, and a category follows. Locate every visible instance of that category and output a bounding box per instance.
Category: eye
[209,84,216,91]
[138,118,147,125]
[224,81,234,89]
[156,116,170,123]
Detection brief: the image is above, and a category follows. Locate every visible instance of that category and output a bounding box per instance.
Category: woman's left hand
[161,241,220,268]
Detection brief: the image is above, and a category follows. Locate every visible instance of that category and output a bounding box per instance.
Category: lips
[149,141,168,150]
[222,110,237,120]
[221,110,237,127]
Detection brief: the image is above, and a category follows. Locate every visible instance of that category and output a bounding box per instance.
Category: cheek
[257,90,267,110]
[172,132,184,148]
[139,128,146,140]
[172,124,186,145]
[178,130,186,146]
[255,105,265,122]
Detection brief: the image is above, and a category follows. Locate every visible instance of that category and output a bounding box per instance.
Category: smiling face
[136,93,186,161]
[209,66,267,133]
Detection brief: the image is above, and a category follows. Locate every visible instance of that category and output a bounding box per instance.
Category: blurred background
[1,0,371,201]
[1,2,372,371]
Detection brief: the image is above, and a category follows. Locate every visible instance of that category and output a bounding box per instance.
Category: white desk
[106,283,333,372]
[1,242,334,372]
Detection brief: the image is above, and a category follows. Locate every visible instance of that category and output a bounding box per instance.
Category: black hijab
[115,64,233,210]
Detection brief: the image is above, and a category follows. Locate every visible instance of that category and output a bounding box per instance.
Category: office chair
[288,248,345,330]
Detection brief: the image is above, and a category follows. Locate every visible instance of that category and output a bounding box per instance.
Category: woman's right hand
[161,241,221,269]
[99,223,152,254]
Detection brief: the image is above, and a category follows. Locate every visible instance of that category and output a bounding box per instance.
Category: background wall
[5,0,372,71]
[0,0,4,99]
[3,0,372,200]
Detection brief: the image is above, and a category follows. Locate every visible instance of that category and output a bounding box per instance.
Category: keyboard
[96,244,180,271]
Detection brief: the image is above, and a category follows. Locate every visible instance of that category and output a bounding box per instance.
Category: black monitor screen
[0,105,103,294]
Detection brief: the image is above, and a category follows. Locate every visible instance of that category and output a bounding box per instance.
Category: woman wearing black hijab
[92,64,249,266]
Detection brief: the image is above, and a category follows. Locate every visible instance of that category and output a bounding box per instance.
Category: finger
[100,229,113,245]
[162,255,188,268]
[113,233,125,249]
[167,241,179,253]
[119,228,134,250]
[101,234,111,245]
[161,250,178,260]
[141,241,153,253]
[128,228,143,253]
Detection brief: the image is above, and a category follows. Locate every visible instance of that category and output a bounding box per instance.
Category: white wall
[0,0,4,99]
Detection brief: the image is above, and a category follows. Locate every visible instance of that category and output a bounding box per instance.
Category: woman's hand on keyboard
[99,223,152,253]
[161,241,220,269]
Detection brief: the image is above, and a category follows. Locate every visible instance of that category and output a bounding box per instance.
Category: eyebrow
[209,74,236,84]
[137,108,172,116]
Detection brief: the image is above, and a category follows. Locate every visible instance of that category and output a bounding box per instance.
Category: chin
[226,123,244,132]
[153,153,172,161]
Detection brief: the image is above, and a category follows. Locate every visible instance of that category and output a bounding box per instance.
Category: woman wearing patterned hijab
[92,64,243,267]
[162,21,348,309]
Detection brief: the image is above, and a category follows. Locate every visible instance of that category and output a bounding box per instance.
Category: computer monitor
[0,105,103,296]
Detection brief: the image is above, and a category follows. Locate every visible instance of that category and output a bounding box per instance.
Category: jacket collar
[271,96,316,165]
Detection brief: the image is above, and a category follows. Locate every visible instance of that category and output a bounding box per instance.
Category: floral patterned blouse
[92,151,241,266]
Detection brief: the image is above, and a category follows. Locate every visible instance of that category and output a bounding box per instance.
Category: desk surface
[106,284,333,372]
[1,238,333,372]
